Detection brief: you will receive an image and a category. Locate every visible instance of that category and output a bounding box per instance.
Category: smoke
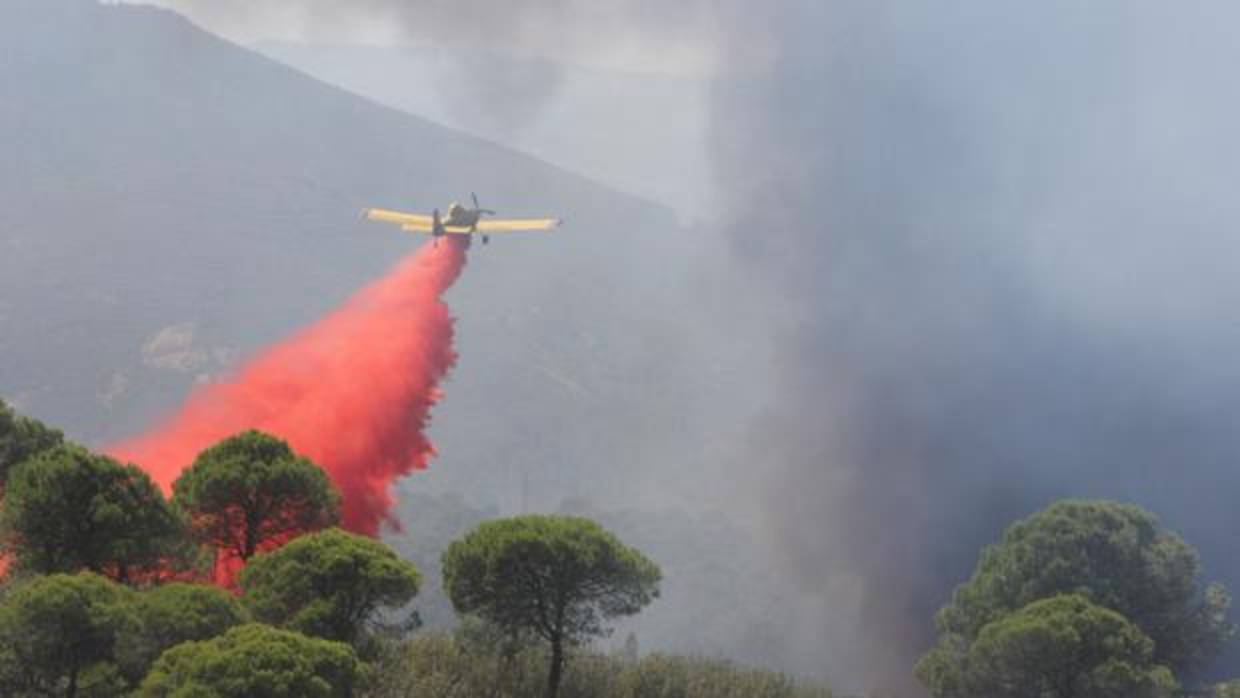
[140,0,728,65]
[137,0,735,133]
[109,238,469,535]
[709,1,1240,693]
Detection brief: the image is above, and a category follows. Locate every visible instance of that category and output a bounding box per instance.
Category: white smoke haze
[130,0,761,151]
[129,0,755,77]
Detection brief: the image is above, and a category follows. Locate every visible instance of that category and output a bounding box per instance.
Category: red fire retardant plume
[108,238,469,535]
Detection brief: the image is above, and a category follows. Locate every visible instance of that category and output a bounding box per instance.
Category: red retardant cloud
[109,237,469,535]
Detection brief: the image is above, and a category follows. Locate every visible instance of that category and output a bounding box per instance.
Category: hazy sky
[129,0,754,78]
[127,0,739,217]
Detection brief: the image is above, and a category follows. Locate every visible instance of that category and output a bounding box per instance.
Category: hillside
[0,0,804,675]
[252,41,716,220]
[0,0,749,511]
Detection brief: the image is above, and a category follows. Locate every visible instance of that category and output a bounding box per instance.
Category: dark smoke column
[109,238,469,535]
[713,1,1240,694]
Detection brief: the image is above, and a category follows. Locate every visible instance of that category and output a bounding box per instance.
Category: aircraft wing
[400,223,475,235]
[473,218,562,233]
[363,208,434,226]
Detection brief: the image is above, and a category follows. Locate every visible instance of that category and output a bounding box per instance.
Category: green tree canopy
[120,583,248,682]
[928,594,1178,698]
[239,528,420,647]
[0,398,63,490]
[0,572,139,698]
[442,515,661,698]
[136,623,360,698]
[172,430,340,563]
[928,499,1232,678]
[1,444,191,583]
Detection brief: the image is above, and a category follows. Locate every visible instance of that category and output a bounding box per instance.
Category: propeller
[472,192,497,216]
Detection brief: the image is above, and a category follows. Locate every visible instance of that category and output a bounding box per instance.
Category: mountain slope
[252,41,715,220]
[0,0,738,510]
[0,0,806,673]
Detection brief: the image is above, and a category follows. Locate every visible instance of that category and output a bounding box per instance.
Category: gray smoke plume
[140,0,732,132]
[711,1,1240,693]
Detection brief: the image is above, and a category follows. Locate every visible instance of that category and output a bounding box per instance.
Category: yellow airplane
[362,193,561,245]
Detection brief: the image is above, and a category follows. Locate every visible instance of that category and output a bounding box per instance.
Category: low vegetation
[137,623,361,698]
[3,399,1236,697]
[0,400,725,697]
[363,629,832,698]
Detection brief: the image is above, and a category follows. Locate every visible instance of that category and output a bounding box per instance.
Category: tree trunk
[546,635,564,698]
[243,509,259,561]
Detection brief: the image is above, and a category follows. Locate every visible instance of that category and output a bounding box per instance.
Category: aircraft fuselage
[443,202,481,228]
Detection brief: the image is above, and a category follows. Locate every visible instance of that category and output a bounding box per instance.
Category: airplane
[361,193,561,245]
